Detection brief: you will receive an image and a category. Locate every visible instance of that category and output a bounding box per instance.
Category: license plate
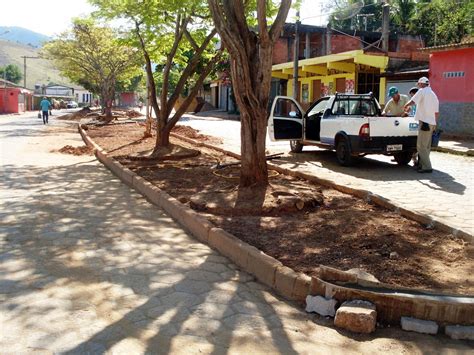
[387,144,402,151]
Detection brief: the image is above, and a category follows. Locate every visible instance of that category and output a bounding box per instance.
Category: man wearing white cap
[404,77,439,173]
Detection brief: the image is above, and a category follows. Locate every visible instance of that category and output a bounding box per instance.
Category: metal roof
[419,38,474,52]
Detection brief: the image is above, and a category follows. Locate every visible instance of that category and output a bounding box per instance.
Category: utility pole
[381,3,390,52]
[2,69,6,113]
[292,11,300,100]
[20,56,39,89]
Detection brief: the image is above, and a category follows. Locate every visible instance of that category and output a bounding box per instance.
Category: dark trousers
[42,110,49,124]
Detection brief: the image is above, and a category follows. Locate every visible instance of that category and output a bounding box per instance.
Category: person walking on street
[40,97,51,125]
[404,77,439,173]
[382,86,409,116]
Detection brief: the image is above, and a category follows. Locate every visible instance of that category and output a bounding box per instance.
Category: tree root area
[87,122,473,295]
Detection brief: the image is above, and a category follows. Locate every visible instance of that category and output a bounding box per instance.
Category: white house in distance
[73,86,94,106]
[36,84,94,106]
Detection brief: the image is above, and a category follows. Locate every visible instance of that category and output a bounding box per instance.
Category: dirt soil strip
[85,122,473,296]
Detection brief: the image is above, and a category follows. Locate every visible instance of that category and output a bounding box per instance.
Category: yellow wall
[287,73,356,100]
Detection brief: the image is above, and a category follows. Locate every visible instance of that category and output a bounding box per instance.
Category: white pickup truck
[268,94,419,166]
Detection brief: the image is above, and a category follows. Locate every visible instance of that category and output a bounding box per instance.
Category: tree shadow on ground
[0,162,302,354]
[273,150,466,195]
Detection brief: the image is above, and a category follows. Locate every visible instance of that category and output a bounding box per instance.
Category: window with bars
[443,71,465,78]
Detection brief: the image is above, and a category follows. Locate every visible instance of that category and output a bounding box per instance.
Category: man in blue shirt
[40,97,51,124]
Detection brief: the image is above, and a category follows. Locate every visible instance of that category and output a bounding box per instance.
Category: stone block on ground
[274,266,297,299]
[334,300,377,334]
[400,317,438,335]
[445,325,474,340]
[292,273,311,302]
[305,295,337,317]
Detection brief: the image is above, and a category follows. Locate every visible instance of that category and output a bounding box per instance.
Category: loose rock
[334,300,377,334]
[401,317,438,335]
[445,325,474,340]
[390,251,399,259]
[305,295,337,317]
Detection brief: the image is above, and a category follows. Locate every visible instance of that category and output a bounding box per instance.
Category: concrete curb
[170,132,472,243]
[312,266,474,326]
[432,146,474,157]
[79,125,308,302]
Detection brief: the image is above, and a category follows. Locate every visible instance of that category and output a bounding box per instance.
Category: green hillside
[0,39,73,89]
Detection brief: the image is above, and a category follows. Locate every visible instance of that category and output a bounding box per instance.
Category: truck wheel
[393,151,413,165]
[336,138,354,166]
[290,140,304,153]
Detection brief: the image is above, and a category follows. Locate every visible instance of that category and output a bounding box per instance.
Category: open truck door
[268,96,304,141]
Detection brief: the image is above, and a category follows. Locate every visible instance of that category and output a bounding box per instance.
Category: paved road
[181,115,474,237]
[1,112,471,354]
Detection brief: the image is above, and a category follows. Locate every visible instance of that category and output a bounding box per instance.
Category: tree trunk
[240,109,268,186]
[207,0,291,187]
[101,79,115,122]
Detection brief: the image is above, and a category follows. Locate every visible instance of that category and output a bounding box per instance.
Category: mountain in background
[0,39,73,89]
[0,26,50,48]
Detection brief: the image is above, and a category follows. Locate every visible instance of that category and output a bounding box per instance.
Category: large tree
[42,18,141,120]
[0,64,22,84]
[207,0,292,187]
[392,0,416,34]
[410,0,473,47]
[92,0,222,156]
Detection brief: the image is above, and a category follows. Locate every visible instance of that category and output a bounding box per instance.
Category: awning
[272,50,389,79]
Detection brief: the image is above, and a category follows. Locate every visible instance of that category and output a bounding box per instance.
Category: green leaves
[0,64,22,84]
[42,18,142,95]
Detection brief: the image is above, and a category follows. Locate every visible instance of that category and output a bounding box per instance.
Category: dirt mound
[57,107,95,120]
[172,124,222,144]
[58,145,94,156]
[58,107,143,121]
[126,110,143,118]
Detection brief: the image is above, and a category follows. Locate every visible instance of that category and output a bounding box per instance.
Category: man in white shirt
[404,77,439,173]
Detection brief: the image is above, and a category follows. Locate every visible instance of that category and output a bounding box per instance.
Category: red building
[0,79,34,114]
[421,40,474,136]
[118,92,137,107]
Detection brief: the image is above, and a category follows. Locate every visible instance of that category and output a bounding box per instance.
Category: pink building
[421,40,474,136]
[0,79,34,114]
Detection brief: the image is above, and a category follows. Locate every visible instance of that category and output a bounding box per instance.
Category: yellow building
[271,50,389,106]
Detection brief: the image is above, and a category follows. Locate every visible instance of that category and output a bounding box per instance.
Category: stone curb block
[445,325,474,340]
[179,208,213,244]
[132,176,163,206]
[433,146,474,157]
[275,266,297,300]
[108,160,124,179]
[121,167,135,187]
[292,273,311,302]
[208,228,253,269]
[305,295,337,317]
[401,317,439,335]
[247,247,283,288]
[171,133,473,243]
[159,193,185,222]
[78,124,101,151]
[334,300,377,334]
[95,149,109,164]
